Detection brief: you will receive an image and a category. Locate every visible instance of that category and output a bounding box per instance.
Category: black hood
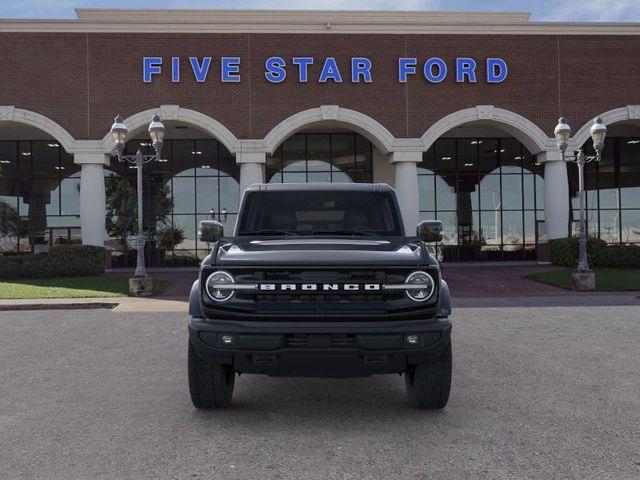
[215,237,423,267]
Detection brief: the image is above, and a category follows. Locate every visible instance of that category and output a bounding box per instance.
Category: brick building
[1,9,639,264]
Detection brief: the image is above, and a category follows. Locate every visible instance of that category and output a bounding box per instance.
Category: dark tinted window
[238,190,402,236]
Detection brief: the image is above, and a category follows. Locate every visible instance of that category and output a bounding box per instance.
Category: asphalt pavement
[1,306,639,480]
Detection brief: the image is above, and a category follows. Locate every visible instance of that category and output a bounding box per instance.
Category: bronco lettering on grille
[258,283,381,292]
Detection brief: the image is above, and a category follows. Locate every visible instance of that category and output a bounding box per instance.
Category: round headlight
[205,271,235,302]
[405,271,435,302]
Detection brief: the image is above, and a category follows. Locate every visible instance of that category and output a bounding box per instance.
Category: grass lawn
[527,268,640,291]
[0,276,170,299]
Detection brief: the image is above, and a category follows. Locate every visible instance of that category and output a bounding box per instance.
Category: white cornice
[0,9,639,35]
[73,9,532,24]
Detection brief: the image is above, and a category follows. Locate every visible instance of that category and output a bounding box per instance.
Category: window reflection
[0,140,79,253]
[106,138,240,266]
[266,133,372,184]
[419,136,544,261]
[569,136,640,244]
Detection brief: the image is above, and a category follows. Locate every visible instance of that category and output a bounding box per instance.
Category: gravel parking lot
[1,306,639,480]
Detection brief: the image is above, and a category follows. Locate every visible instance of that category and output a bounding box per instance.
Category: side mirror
[198,220,224,243]
[417,220,443,243]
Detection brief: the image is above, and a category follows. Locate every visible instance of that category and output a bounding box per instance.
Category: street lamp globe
[590,116,607,154]
[148,113,165,156]
[110,115,128,154]
[554,117,571,154]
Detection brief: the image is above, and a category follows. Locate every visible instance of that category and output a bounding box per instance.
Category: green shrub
[550,237,640,269]
[0,245,106,279]
[157,226,185,252]
[549,237,607,267]
[593,245,640,269]
[163,253,200,267]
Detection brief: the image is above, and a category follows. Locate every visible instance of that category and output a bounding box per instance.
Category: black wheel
[404,340,452,409]
[188,339,235,409]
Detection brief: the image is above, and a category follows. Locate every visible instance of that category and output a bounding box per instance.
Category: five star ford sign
[142,56,508,84]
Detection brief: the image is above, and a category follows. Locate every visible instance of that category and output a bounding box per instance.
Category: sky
[1,0,640,22]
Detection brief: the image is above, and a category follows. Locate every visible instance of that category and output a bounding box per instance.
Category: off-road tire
[404,340,452,409]
[188,339,235,409]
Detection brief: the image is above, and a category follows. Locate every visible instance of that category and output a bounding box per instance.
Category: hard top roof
[246,183,395,193]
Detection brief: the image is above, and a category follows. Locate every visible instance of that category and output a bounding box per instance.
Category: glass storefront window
[501,175,523,211]
[568,136,640,245]
[0,140,78,254]
[105,138,240,267]
[418,174,435,211]
[621,210,640,243]
[266,132,373,184]
[419,136,544,261]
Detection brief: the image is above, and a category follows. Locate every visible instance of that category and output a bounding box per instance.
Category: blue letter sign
[142,55,508,84]
[292,57,314,82]
[221,57,241,82]
[265,56,287,83]
[487,58,508,83]
[143,57,162,83]
[351,58,372,83]
[424,58,447,83]
[319,57,343,83]
[456,58,477,83]
[171,57,180,83]
[189,57,211,83]
[398,58,417,83]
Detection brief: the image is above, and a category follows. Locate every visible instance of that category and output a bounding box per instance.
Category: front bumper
[189,318,452,378]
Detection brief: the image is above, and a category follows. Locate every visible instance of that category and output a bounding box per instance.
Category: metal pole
[576,150,590,273]
[134,149,147,278]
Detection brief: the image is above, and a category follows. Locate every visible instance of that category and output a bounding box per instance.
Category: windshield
[237,190,403,237]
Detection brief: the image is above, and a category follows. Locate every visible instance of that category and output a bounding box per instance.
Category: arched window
[418,137,544,261]
[266,133,372,183]
[0,139,79,253]
[107,138,239,267]
[569,135,640,244]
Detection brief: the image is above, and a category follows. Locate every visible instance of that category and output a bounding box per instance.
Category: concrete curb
[0,302,119,312]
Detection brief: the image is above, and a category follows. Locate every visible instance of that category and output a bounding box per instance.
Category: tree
[105,175,173,252]
[157,226,185,252]
[0,201,21,250]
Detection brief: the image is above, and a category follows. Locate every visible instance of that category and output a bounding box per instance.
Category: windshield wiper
[312,229,377,237]
[240,229,300,236]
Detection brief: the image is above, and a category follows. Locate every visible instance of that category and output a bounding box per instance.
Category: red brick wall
[1,32,639,142]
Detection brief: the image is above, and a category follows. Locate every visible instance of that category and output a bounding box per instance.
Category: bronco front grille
[201,267,439,317]
[229,268,413,303]
[255,293,393,302]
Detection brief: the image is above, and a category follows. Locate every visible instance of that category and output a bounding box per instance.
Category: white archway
[100,105,239,154]
[262,105,397,155]
[420,105,553,154]
[572,105,640,148]
[0,106,76,153]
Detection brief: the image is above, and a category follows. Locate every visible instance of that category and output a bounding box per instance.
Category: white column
[75,152,109,246]
[538,151,569,239]
[237,151,266,193]
[391,151,422,234]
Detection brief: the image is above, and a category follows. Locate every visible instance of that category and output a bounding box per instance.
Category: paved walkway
[442,264,564,297]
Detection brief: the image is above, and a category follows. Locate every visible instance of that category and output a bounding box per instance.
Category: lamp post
[553,116,607,284]
[110,114,165,281]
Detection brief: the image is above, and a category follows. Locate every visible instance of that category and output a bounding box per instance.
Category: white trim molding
[3,10,640,35]
[263,106,397,155]
[571,105,640,149]
[0,106,76,153]
[100,105,239,154]
[421,105,553,154]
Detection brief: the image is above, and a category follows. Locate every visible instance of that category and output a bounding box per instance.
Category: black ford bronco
[188,183,452,409]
